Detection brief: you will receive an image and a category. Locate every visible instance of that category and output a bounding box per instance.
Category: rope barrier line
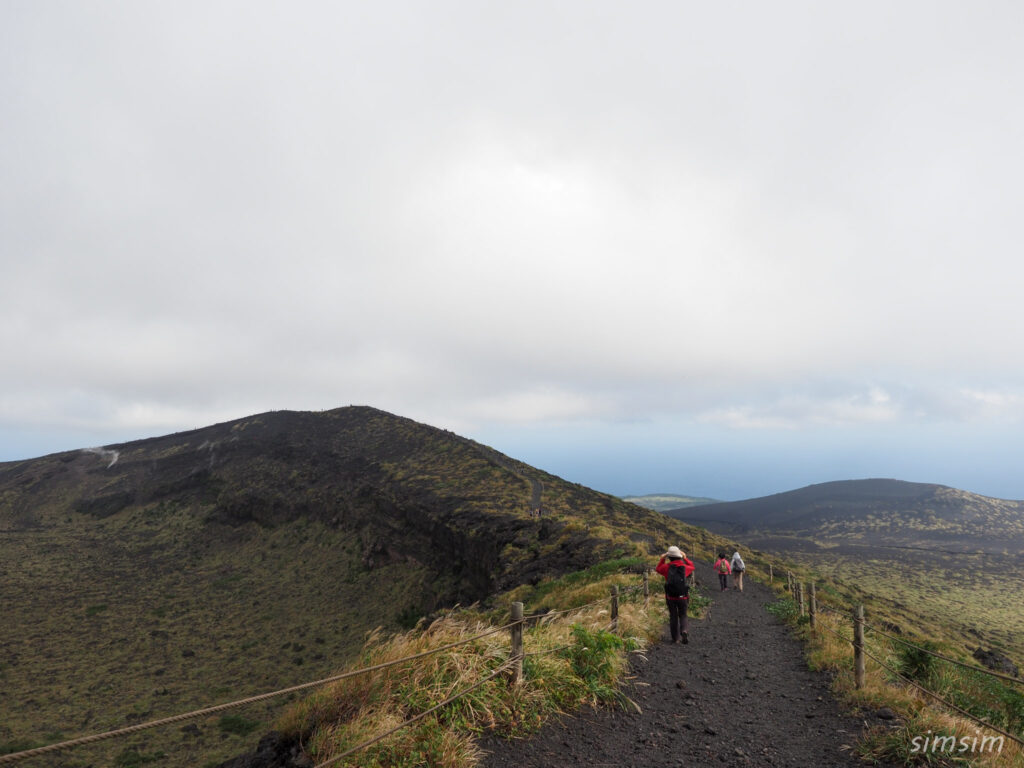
[788,595,1024,688]
[522,578,643,622]
[810,614,1024,747]
[816,620,853,645]
[863,621,1024,687]
[0,621,518,765]
[524,594,609,620]
[816,604,850,618]
[522,644,572,658]
[795,595,1023,688]
[312,660,516,768]
[0,673,348,764]
[858,645,1024,748]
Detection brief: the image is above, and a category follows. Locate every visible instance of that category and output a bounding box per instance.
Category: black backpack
[665,561,689,597]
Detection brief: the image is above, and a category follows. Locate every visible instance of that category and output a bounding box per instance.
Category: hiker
[713,552,731,591]
[655,546,695,644]
[730,550,746,592]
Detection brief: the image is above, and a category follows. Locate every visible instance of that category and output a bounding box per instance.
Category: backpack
[665,561,689,597]
[717,559,730,574]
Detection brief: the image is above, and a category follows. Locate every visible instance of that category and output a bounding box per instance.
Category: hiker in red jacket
[713,552,731,591]
[655,546,695,644]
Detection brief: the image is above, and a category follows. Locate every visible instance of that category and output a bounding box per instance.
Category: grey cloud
[3,1,1024,464]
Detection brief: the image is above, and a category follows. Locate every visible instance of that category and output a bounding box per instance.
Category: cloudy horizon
[4,2,1024,501]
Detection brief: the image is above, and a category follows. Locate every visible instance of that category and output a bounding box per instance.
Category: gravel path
[480,560,895,768]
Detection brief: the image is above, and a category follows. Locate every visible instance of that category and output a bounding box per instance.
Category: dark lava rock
[216,731,310,768]
[973,647,1020,678]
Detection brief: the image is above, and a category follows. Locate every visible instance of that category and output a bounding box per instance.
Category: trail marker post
[643,570,650,606]
[610,586,619,633]
[510,602,524,686]
[853,604,866,690]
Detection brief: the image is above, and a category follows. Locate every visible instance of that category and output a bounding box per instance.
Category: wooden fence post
[797,582,805,616]
[853,604,865,690]
[768,563,774,585]
[787,571,794,594]
[610,586,619,633]
[510,602,523,686]
[643,570,650,607]
[809,583,817,628]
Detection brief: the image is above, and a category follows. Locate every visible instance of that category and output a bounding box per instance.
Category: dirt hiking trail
[481,560,899,768]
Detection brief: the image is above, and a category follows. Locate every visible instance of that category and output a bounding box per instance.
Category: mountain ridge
[1,405,721,767]
[665,477,1024,553]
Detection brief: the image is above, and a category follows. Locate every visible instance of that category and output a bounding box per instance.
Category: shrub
[895,640,939,683]
[564,624,636,705]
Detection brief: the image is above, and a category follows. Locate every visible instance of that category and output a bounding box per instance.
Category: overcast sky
[3,2,1024,500]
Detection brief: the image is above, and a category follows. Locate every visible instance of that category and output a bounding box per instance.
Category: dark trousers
[718,573,728,590]
[666,598,688,640]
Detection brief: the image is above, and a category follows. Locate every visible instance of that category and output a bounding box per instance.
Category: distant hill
[665,478,1024,663]
[0,406,717,766]
[665,478,1024,554]
[622,493,721,512]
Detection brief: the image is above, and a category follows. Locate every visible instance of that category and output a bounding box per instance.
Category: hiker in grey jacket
[731,550,746,592]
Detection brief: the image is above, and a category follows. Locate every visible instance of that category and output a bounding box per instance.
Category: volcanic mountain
[0,406,713,766]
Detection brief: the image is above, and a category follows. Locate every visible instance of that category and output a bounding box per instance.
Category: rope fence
[863,620,1024,687]
[0,569,646,766]
[815,619,853,644]
[522,644,572,658]
[858,642,1024,749]
[783,576,1024,749]
[816,604,849,618]
[776,575,1023,688]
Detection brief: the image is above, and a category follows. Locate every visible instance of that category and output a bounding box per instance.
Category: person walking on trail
[713,552,731,591]
[730,550,746,592]
[655,546,695,644]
